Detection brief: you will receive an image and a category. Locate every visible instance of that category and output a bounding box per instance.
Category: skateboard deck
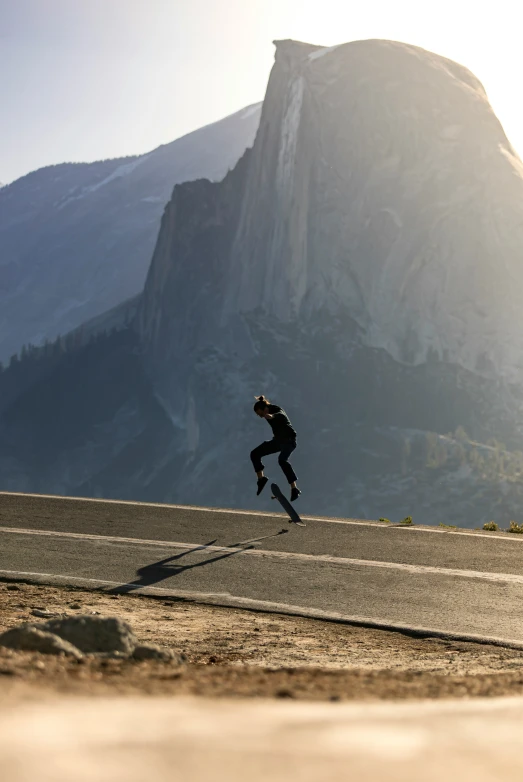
[270,483,306,526]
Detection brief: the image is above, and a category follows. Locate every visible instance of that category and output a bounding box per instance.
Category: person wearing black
[250,395,301,501]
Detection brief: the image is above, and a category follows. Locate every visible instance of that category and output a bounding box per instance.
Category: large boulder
[37,615,137,655]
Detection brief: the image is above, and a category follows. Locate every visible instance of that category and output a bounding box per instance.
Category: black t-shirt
[267,404,296,441]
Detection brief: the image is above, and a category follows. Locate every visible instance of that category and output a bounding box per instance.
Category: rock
[69,604,82,610]
[31,609,60,618]
[37,615,137,655]
[131,644,180,662]
[6,585,21,591]
[0,626,82,658]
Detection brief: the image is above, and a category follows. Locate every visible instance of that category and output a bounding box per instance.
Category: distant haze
[2,0,522,183]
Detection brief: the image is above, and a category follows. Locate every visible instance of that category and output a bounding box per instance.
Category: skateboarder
[251,395,301,501]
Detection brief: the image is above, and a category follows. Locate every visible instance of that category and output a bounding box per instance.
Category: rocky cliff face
[133,39,523,500]
[250,40,523,383]
[0,104,261,363]
[2,39,523,526]
[141,40,523,384]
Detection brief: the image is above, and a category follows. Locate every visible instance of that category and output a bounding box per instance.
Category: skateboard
[270,483,306,526]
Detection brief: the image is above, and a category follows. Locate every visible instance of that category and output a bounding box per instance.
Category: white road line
[2,525,523,586]
[1,567,523,650]
[0,491,517,541]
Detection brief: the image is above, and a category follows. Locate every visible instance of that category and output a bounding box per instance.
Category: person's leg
[278,441,298,484]
[278,442,300,500]
[250,440,280,494]
[250,440,280,474]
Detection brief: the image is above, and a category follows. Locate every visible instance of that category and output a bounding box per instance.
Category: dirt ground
[2,580,523,702]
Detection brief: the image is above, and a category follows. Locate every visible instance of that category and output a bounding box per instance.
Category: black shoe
[290,487,301,502]
[257,477,269,496]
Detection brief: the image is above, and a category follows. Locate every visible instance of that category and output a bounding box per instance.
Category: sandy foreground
[1,580,523,702]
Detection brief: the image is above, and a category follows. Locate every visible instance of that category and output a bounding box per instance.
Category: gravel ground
[1,580,523,702]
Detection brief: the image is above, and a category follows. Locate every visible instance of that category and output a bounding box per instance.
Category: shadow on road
[108,529,289,594]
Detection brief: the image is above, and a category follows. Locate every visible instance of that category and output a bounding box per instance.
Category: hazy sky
[1,0,521,183]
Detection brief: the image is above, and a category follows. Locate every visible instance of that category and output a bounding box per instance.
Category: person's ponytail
[253,395,270,412]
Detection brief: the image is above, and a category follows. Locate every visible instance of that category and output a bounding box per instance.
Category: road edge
[2,568,523,652]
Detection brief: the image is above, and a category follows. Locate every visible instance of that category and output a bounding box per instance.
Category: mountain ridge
[0,103,261,362]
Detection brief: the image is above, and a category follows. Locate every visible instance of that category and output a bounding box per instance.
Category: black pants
[250,439,297,484]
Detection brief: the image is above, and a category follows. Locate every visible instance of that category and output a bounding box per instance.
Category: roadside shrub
[508,521,523,534]
[399,516,413,526]
[379,517,391,524]
[483,521,499,531]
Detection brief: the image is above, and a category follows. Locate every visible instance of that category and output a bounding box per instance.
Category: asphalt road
[1,491,523,644]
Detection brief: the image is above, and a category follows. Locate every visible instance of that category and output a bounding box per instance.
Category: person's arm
[268,411,287,424]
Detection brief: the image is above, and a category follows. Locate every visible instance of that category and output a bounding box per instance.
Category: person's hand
[265,413,273,420]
